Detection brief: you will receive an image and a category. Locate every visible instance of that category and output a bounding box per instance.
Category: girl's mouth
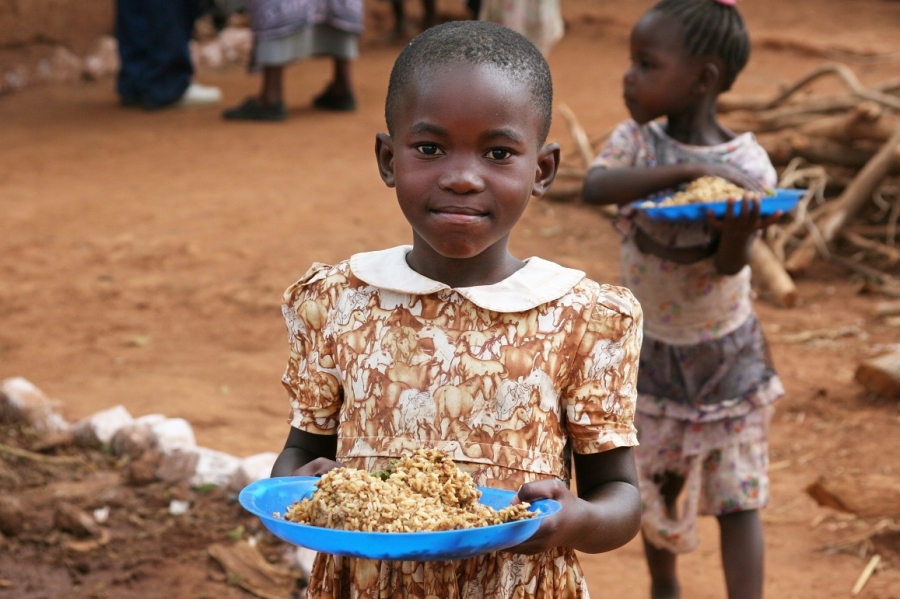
[430,206,488,224]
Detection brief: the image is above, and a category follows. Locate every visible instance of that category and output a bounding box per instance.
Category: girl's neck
[663,96,734,146]
[406,237,525,289]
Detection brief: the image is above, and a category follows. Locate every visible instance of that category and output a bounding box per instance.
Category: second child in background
[582,1,783,598]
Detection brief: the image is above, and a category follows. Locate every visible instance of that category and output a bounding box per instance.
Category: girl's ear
[695,62,721,95]
[375,132,396,188]
[531,142,561,198]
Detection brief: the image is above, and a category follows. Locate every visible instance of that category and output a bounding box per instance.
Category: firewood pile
[548,62,900,307]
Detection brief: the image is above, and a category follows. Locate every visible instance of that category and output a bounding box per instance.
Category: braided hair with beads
[649,0,750,91]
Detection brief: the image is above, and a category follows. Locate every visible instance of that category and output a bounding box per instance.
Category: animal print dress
[281,245,643,599]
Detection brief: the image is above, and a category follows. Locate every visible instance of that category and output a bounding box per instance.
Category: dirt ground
[2,0,900,597]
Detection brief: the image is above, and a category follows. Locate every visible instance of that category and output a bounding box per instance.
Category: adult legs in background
[313,57,355,110]
[718,509,764,599]
[642,471,683,599]
[389,0,437,38]
[115,0,207,109]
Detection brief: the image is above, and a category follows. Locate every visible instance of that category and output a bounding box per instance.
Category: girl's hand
[699,164,766,194]
[291,457,343,477]
[505,478,582,555]
[706,194,783,275]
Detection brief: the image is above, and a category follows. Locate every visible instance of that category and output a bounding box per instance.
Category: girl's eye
[416,144,443,156]
[485,148,512,160]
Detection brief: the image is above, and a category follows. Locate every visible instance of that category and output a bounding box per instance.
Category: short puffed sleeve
[563,283,642,454]
[280,262,346,434]
[590,119,644,170]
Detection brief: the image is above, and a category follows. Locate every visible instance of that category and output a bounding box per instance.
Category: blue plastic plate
[239,476,561,561]
[632,188,804,222]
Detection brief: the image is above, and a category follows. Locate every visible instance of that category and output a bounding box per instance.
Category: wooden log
[757,132,876,168]
[796,103,900,144]
[806,472,900,517]
[855,350,900,398]
[792,134,876,168]
[750,239,797,307]
[874,300,900,317]
[785,126,900,273]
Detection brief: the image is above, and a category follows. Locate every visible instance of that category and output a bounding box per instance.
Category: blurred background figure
[223,0,364,121]
[116,0,223,109]
[383,1,482,41]
[385,0,437,39]
[478,0,563,56]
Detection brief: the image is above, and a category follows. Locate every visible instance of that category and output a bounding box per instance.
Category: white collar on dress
[349,245,585,313]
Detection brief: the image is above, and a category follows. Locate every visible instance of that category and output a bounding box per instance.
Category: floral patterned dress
[281,246,643,598]
[592,119,784,553]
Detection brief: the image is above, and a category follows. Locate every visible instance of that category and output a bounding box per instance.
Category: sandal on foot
[222,98,287,121]
[312,88,357,112]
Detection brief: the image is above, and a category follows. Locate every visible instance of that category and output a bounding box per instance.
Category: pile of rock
[0,376,277,494]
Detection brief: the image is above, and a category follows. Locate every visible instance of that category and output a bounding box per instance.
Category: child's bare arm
[271,427,340,477]
[510,446,641,555]
[583,163,765,206]
[582,164,708,206]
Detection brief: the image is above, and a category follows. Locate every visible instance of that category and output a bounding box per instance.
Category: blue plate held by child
[239,476,562,562]
[632,188,804,222]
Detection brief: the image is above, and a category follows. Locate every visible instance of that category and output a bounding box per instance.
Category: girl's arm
[510,446,641,555]
[271,427,340,477]
[583,163,766,206]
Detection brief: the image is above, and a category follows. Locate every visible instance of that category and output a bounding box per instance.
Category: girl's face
[376,62,558,284]
[623,11,706,124]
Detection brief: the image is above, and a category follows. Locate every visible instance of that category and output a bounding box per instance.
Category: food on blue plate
[280,449,534,533]
[639,176,768,208]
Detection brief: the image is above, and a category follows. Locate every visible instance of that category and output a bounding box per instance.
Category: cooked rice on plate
[279,449,535,533]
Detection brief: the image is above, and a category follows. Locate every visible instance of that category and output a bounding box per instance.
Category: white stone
[73,405,133,447]
[227,452,278,491]
[93,506,110,524]
[190,447,242,488]
[169,500,191,516]
[0,377,69,433]
[156,448,199,482]
[150,418,196,453]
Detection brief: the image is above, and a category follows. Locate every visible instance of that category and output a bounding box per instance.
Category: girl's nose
[623,65,636,86]
[438,156,485,194]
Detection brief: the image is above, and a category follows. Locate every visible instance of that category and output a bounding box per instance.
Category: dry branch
[851,555,881,597]
[0,442,82,465]
[558,103,594,169]
[761,63,900,112]
[785,126,900,273]
[717,65,900,113]
[841,230,900,263]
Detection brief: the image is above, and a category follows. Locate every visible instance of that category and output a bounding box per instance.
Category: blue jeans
[116,0,201,109]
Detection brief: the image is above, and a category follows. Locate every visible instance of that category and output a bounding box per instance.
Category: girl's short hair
[385,21,554,144]
[650,0,750,91]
